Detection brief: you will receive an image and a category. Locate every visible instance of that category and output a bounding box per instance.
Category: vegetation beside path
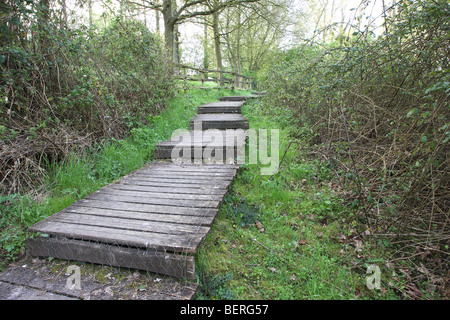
[196,97,445,300]
[0,88,247,271]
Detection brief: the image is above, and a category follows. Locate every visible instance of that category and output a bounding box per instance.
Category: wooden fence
[174,64,254,91]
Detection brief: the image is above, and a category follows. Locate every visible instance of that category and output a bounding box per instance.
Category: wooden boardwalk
[26,95,251,298]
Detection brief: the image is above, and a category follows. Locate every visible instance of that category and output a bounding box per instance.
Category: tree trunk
[162,0,174,56]
[235,7,241,88]
[88,0,93,27]
[172,0,180,66]
[61,0,67,28]
[203,19,209,72]
[213,11,224,86]
[162,0,180,69]
[173,24,180,65]
[156,6,160,34]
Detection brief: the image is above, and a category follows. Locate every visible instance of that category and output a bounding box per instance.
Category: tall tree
[221,0,291,73]
[127,0,261,65]
[212,9,224,85]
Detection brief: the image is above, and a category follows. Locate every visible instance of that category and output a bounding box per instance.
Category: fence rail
[174,64,253,91]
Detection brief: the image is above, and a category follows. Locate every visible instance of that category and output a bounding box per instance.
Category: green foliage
[1,6,174,195]
[257,0,449,299]
[263,0,449,232]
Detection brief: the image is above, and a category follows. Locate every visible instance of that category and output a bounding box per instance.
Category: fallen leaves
[255,220,265,233]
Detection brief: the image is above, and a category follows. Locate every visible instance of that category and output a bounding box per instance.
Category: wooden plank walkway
[26,95,250,297]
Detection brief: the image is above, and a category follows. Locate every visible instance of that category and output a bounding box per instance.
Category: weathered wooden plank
[125,172,235,182]
[189,122,249,130]
[62,205,216,226]
[27,237,197,279]
[85,193,220,208]
[118,180,229,189]
[29,222,202,253]
[156,138,246,149]
[125,170,236,179]
[140,161,238,169]
[197,106,242,114]
[108,184,228,196]
[167,128,246,135]
[75,199,218,217]
[121,176,234,186]
[219,95,256,101]
[48,213,211,236]
[129,170,236,177]
[190,114,248,122]
[154,146,245,155]
[127,172,236,180]
[0,280,76,300]
[198,101,245,107]
[136,160,239,172]
[155,136,247,145]
[142,165,238,173]
[117,181,229,190]
[100,187,224,201]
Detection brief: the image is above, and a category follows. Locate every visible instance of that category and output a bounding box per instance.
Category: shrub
[262,0,449,277]
[0,4,174,194]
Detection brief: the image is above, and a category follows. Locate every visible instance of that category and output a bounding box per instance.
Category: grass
[0,88,248,270]
[194,98,401,300]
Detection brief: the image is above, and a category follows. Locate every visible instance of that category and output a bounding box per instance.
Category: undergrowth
[195,98,445,300]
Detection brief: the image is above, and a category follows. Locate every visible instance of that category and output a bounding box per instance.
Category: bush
[262,0,449,280]
[0,4,174,194]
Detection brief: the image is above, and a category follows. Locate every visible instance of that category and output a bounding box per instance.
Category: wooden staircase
[25,95,252,299]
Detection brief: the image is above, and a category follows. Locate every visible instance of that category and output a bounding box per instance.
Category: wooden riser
[219,96,255,101]
[27,237,196,280]
[153,146,245,160]
[189,114,249,130]
[197,107,241,114]
[189,121,249,130]
[197,101,244,114]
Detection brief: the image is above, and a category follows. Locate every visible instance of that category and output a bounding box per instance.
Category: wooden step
[153,129,247,160]
[189,114,249,130]
[219,95,256,101]
[197,101,245,114]
[27,162,238,280]
[27,237,197,280]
